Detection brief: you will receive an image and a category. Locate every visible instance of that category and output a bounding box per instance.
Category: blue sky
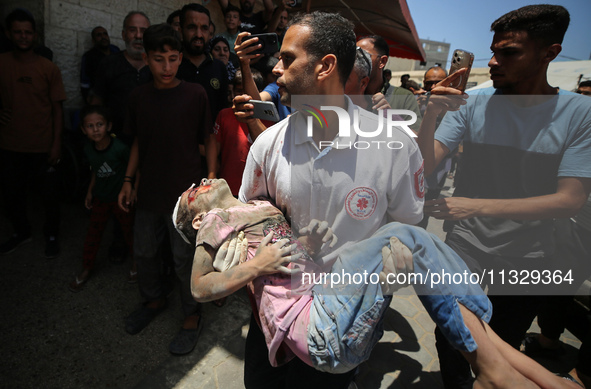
[407,0,591,66]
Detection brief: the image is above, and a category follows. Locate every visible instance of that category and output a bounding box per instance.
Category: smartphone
[448,49,474,92]
[247,33,280,55]
[250,100,280,122]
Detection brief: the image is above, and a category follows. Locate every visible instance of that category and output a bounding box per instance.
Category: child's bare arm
[190,233,296,302]
[85,172,96,210]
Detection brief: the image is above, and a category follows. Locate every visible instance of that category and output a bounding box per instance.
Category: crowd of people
[1,1,590,388]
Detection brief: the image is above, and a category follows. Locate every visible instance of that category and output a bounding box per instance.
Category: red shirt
[214,108,253,196]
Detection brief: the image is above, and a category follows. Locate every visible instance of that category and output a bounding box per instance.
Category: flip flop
[69,275,89,293]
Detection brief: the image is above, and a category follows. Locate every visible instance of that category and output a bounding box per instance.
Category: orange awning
[304,0,426,61]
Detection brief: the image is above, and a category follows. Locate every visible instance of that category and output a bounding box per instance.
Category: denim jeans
[307,222,492,373]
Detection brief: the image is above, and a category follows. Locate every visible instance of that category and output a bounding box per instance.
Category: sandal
[523,333,565,358]
[69,275,89,292]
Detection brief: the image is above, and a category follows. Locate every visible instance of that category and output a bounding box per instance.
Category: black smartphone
[247,33,280,55]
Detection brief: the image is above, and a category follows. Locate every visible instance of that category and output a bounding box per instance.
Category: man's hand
[426,68,469,116]
[253,232,298,275]
[424,197,482,220]
[298,219,337,258]
[372,93,391,111]
[213,231,249,272]
[0,109,12,126]
[118,182,134,212]
[235,32,263,65]
[233,94,255,123]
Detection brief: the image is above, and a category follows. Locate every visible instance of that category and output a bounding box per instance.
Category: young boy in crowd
[173,179,578,388]
[118,23,214,355]
[69,105,135,292]
[219,4,241,54]
[213,69,272,196]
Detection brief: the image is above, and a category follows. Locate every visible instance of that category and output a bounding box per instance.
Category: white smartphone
[250,100,280,122]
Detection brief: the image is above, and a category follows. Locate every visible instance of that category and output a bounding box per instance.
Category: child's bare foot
[69,268,91,292]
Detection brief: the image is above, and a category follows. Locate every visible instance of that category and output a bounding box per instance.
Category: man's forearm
[427,178,591,221]
[416,105,442,176]
[205,135,218,179]
[247,119,267,142]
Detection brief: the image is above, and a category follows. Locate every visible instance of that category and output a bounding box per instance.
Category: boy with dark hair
[213,69,270,196]
[69,105,135,292]
[0,8,66,258]
[118,23,213,355]
[220,4,241,53]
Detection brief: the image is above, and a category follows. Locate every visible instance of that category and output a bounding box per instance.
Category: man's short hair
[383,69,392,76]
[123,11,150,30]
[404,80,421,91]
[362,35,389,58]
[180,3,211,27]
[167,10,182,25]
[224,4,241,18]
[143,23,182,53]
[354,47,372,79]
[490,4,570,46]
[579,80,591,89]
[288,12,356,86]
[6,8,36,31]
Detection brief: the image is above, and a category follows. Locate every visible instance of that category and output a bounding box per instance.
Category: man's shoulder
[391,86,414,96]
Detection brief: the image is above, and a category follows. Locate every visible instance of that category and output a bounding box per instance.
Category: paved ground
[0,181,585,389]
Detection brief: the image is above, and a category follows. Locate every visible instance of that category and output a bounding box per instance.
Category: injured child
[173,179,579,389]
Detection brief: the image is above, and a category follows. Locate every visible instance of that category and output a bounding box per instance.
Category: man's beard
[183,37,205,56]
[125,39,144,59]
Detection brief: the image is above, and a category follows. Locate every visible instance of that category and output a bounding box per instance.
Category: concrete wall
[2,0,245,110]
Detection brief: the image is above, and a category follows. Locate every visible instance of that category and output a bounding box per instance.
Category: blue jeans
[307,222,492,373]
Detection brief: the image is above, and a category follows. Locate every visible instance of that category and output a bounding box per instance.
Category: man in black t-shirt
[177,3,228,122]
[90,12,151,139]
[80,26,120,102]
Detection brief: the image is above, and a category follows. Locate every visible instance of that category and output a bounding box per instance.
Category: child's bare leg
[457,304,539,389]
[481,318,581,389]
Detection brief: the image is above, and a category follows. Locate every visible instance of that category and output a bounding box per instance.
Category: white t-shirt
[239,97,424,269]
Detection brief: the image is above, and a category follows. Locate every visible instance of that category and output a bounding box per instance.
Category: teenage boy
[118,23,214,355]
[416,5,591,388]
[0,9,66,258]
[220,4,241,54]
